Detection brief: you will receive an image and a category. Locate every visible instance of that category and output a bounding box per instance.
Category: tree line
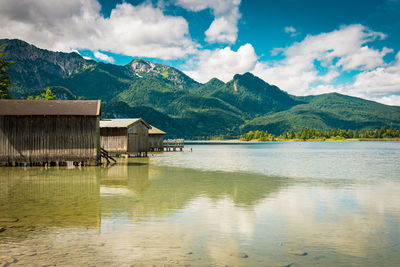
[0,44,12,99]
[241,126,400,141]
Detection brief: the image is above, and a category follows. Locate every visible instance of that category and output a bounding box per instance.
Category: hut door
[127,133,139,153]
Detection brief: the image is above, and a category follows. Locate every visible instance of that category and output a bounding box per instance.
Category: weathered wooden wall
[100,128,127,154]
[127,123,149,153]
[149,135,164,151]
[0,115,100,162]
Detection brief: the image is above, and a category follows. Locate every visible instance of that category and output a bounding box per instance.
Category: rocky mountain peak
[0,38,94,89]
[128,59,157,72]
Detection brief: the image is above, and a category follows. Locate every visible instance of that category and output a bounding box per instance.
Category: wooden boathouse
[149,125,166,151]
[100,118,150,157]
[0,100,101,165]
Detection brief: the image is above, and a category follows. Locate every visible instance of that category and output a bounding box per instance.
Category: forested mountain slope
[2,38,400,138]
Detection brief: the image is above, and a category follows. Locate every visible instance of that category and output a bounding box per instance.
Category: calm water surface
[0,142,400,266]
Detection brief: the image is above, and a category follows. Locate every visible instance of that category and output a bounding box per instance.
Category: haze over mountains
[2,38,400,138]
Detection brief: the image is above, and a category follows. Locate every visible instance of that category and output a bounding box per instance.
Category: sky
[1,0,400,105]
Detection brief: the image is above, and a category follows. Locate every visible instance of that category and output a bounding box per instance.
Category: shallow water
[0,142,400,266]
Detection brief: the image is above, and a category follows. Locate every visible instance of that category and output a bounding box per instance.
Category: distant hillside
[21,86,77,100]
[102,102,183,137]
[2,38,400,138]
[242,93,400,135]
[102,101,244,138]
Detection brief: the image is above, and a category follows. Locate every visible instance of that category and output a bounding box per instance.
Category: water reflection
[0,167,101,229]
[0,144,399,266]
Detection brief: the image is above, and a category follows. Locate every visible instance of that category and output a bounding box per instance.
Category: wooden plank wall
[128,123,149,153]
[100,128,127,153]
[127,133,139,153]
[149,135,164,150]
[0,115,100,162]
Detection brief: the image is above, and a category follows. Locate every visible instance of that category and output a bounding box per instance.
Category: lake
[1,142,400,266]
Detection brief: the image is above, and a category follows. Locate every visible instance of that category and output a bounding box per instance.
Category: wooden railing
[100,147,116,165]
[163,139,184,151]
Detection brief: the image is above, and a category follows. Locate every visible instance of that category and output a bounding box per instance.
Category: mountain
[101,102,184,137]
[126,59,200,90]
[102,101,244,138]
[2,38,400,138]
[21,86,77,100]
[208,73,301,117]
[193,78,225,96]
[0,39,95,95]
[242,93,400,135]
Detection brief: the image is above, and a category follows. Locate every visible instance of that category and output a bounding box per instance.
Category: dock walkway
[163,139,184,151]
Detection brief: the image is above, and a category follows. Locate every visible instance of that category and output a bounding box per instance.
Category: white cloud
[338,51,400,104]
[284,26,298,37]
[350,52,400,95]
[184,24,400,105]
[0,0,196,59]
[94,51,115,63]
[175,0,241,44]
[253,24,395,97]
[371,95,400,106]
[184,43,258,83]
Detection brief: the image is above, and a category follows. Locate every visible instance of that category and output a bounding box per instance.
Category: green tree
[354,129,359,138]
[41,87,55,100]
[27,87,55,100]
[289,129,295,139]
[0,44,12,99]
[284,132,288,139]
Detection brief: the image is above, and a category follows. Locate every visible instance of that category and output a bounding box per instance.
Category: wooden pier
[163,139,184,151]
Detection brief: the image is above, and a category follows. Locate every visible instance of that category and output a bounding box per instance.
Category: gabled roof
[149,125,166,135]
[0,100,101,116]
[100,118,151,129]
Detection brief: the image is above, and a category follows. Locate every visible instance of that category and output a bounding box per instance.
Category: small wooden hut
[149,125,166,151]
[0,100,101,165]
[100,118,150,156]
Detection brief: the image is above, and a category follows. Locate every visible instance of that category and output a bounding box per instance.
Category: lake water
[1,142,400,266]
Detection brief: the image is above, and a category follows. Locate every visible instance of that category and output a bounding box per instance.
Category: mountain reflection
[0,158,287,230]
[98,158,287,219]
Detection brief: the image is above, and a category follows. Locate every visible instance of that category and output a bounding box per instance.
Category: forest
[241,126,400,141]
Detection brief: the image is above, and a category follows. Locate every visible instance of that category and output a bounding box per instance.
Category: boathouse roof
[0,100,101,116]
[149,125,166,135]
[100,118,151,129]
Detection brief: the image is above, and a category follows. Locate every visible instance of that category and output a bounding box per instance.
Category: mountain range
[1,38,400,138]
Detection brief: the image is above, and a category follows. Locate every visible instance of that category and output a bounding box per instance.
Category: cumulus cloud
[183,24,400,105]
[350,52,400,94]
[253,24,395,97]
[340,51,400,104]
[94,51,115,63]
[284,26,299,37]
[184,43,258,83]
[0,0,196,59]
[175,0,241,44]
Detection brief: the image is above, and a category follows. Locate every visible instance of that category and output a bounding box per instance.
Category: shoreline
[185,138,400,144]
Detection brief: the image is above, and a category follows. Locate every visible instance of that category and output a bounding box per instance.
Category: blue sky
[0,0,399,105]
